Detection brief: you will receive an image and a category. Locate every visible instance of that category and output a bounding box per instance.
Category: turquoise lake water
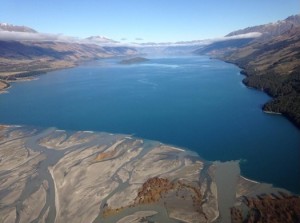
[0,56,299,193]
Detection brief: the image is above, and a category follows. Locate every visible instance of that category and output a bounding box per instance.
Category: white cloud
[211,32,262,42]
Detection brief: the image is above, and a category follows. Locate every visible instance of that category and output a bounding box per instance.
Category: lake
[0,56,299,193]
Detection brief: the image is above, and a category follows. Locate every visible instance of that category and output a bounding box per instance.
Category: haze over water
[0,56,299,193]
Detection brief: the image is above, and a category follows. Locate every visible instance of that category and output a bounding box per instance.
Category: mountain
[85,35,119,44]
[194,15,300,129]
[0,22,37,33]
[226,15,300,39]
[194,37,256,56]
[0,24,137,87]
[194,15,300,56]
[222,27,300,128]
[0,40,137,83]
[0,40,136,61]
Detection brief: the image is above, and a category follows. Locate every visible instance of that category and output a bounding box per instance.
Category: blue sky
[1,0,299,42]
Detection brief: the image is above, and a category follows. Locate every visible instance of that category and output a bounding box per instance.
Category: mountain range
[0,24,137,82]
[226,15,300,38]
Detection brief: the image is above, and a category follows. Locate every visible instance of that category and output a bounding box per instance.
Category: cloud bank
[0,30,140,47]
[0,30,262,48]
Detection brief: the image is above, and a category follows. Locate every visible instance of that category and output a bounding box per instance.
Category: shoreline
[0,64,76,93]
[240,176,260,184]
[217,58,300,130]
[0,80,10,93]
[0,55,130,94]
[1,124,299,222]
[238,67,299,130]
[0,124,220,222]
[263,110,282,115]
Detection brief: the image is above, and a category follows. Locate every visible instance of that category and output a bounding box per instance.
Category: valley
[0,10,300,223]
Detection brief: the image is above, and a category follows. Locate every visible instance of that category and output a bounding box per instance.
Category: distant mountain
[193,37,256,56]
[136,40,209,56]
[0,22,37,33]
[138,45,203,56]
[85,36,119,44]
[162,46,198,55]
[0,41,136,61]
[0,40,137,82]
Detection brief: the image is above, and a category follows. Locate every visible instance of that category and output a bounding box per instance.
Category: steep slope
[194,15,300,129]
[0,40,136,82]
[195,15,300,57]
[194,37,256,56]
[226,15,300,39]
[222,27,300,128]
